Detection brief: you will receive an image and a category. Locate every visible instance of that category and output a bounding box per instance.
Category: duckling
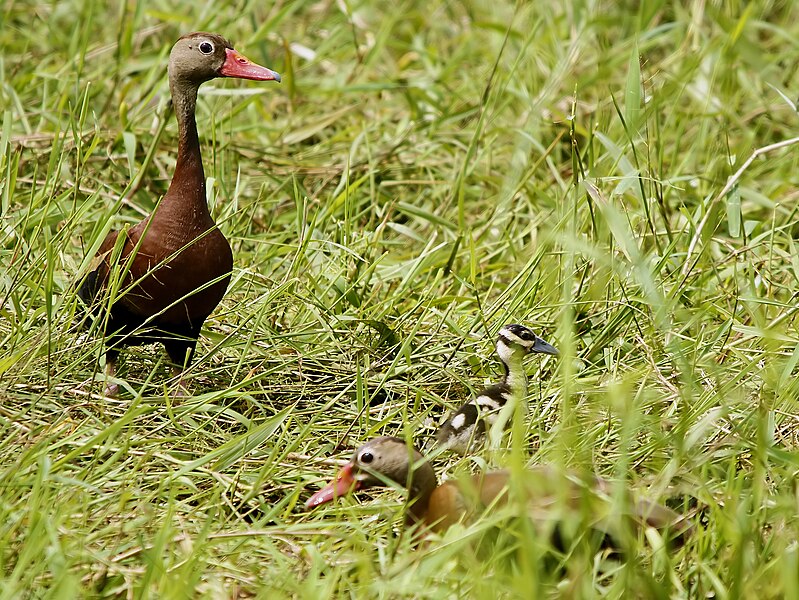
[435,324,557,454]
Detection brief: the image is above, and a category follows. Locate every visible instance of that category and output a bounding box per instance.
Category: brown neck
[404,460,438,526]
[162,78,210,223]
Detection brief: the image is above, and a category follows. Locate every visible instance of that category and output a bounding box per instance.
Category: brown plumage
[77,33,280,395]
[306,437,694,546]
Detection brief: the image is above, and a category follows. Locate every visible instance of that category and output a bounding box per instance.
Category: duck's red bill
[220,48,281,82]
[306,463,361,509]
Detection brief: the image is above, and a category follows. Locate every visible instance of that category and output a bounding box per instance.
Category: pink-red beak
[219,48,281,82]
[306,463,361,509]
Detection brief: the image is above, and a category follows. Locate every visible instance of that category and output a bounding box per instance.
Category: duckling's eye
[359,451,374,464]
[199,41,214,55]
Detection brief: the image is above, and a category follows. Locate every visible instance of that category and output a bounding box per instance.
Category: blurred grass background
[2,0,799,597]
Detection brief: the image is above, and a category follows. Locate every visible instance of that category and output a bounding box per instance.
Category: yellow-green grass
[2,0,799,597]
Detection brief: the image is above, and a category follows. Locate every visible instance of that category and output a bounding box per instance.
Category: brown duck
[78,33,280,395]
[306,437,694,545]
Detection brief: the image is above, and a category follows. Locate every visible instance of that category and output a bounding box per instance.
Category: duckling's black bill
[533,337,559,355]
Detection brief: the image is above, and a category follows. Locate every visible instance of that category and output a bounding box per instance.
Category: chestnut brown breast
[97,206,232,328]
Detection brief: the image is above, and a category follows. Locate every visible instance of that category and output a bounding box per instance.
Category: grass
[2,0,799,596]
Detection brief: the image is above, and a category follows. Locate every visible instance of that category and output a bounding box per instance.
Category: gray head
[168,32,281,86]
[305,437,435,509]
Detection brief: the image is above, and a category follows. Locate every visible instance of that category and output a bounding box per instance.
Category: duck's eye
[199,41,214,55]
[359,451,374,464]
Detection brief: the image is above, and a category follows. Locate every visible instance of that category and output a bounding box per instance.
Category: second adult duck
[78,33,280,395]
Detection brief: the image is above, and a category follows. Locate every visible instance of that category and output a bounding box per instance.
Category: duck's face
[498,324,559,356]
[305,437,417,508]
[168,32,281,84]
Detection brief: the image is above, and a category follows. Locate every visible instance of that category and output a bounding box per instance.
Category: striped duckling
[435,324,558,454]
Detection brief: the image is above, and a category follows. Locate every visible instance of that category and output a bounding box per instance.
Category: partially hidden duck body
[78,33,280,395]
[306,437,694,546]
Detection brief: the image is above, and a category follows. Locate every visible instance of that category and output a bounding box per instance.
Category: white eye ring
[359,451,374,464]
[199,41,214,55]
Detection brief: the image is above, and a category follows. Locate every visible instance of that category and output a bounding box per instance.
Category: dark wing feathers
[435,383,511,453]
[76,230,119,307]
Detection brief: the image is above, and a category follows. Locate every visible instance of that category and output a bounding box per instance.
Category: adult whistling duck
[78,33,280,395]
[306,437,694,545]
[435,324,558,454]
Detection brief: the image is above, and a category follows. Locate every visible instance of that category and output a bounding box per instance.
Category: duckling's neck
[497,343,528,399]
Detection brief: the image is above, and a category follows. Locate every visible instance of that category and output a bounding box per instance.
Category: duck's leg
[170,366,190,397]
[164,336,198,397]
[104,349,120,397]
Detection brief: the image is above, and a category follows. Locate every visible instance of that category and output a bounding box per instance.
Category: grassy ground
[2,0,799,597]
